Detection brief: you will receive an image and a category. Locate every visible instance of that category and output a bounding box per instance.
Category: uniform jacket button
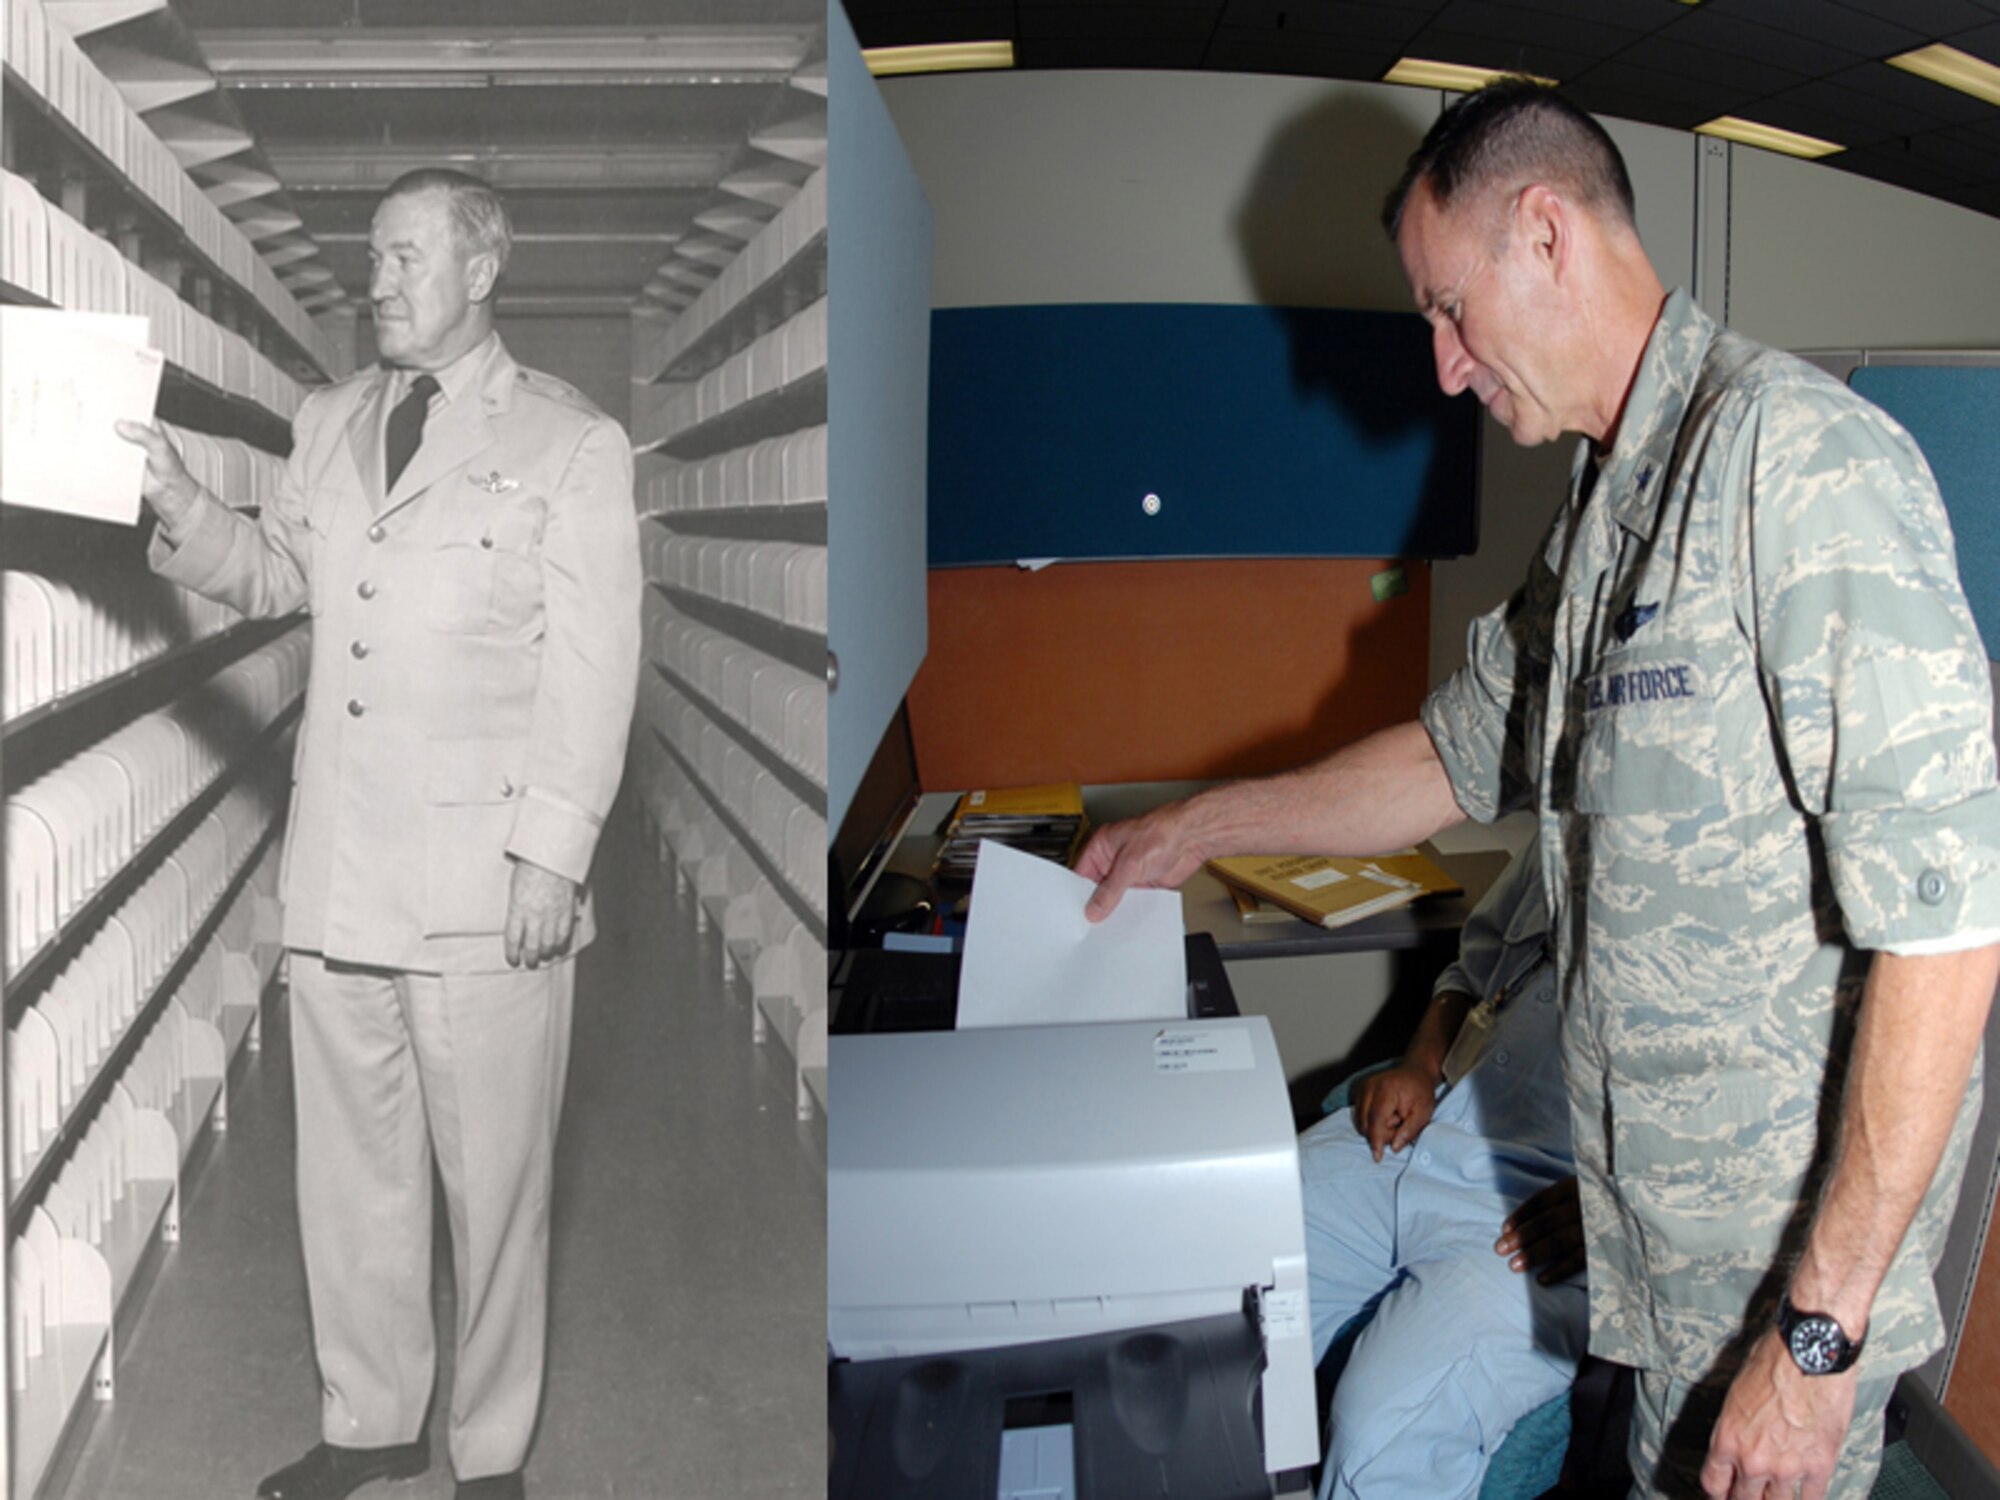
[351,640,370,659]
[357,580,377,600]
[347,699,366,717]
[367,523,386,543]
[1918,868,1950,906]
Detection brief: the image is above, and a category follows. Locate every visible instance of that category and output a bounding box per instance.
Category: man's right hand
[1076,801,1209,922]
[114,420,203,536]
[1351,1061,1440,1160]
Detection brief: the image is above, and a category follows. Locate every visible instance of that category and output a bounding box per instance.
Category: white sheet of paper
[1,308,164,525]
[957,839,1187,1028]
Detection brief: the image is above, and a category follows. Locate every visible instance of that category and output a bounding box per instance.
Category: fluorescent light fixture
[862,41,1014,77]
[1383,58,1557,91]
[1694,116,1843,159]
[1888,43,2000,108]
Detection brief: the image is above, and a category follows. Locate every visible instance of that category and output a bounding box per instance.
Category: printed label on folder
[1290,867,1350,891]
[1154,1027,1254,1074]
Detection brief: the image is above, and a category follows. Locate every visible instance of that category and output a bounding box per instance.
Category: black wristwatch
[1777,1297,1865,1376]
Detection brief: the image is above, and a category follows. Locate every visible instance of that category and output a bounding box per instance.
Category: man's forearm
[1176,720,1466,862]
[1789,945,1999,1336]
[1405,988,1477,1083]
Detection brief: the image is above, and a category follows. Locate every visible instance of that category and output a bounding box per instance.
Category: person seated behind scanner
[1300,838,1586,1499]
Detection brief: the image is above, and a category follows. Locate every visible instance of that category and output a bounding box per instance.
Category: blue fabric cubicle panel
[1850,364,2000,660]
[927,304,1480,566]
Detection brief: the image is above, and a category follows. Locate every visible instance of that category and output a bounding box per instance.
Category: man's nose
[370,261,395,303]
[1433,318,1474,397]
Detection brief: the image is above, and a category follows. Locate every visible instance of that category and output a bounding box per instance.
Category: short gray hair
[1382,78,1635,243]
[380,167,513,279]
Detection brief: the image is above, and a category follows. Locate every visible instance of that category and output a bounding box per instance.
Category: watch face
[1789,1315,1847,1374]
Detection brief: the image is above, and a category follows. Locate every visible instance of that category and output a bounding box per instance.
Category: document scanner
[827,974,1318,1499]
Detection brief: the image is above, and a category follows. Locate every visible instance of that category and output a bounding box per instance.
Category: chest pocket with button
[426,497,547,636]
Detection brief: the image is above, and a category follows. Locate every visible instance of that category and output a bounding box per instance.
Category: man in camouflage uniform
[1080,80,2000,1499]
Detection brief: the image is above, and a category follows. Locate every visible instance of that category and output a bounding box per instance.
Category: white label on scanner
[1154,1027,1255,1074]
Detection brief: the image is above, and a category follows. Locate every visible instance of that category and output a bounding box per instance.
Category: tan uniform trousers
[289,952,575,1481]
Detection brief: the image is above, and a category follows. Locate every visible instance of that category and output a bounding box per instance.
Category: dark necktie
[384,373,440,492]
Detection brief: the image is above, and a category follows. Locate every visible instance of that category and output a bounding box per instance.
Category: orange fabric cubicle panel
[907,559,1431,791]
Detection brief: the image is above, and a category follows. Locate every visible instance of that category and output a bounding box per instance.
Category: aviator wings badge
[469,470,520,494]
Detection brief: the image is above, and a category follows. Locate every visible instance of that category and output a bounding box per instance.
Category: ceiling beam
[198,26,815,88]
[144,104,254,169]
[266,145,736,193]
[194,160,285,209]
[313,231,683,247]
[40,0,166,40]
[87,45,217,112]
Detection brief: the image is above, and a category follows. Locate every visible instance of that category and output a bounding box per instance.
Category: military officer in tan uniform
[120,167,642,1500]
[1080,83,2000,1500]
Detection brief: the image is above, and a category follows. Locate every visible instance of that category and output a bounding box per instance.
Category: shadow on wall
[1236,88,1479,567]
[1232,88,1430,314]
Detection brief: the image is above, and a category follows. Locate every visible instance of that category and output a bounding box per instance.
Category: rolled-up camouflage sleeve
[1735,382,2000,951]
[1423,522,1563,825]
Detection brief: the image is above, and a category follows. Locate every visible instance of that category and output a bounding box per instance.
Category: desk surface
[885,783,1516,963]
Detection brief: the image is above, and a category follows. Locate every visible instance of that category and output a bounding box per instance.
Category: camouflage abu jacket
[1422,288,2000,1381]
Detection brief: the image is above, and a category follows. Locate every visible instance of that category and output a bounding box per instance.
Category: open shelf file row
[643,674,827,926]
[645,532,827,636]
[4,168,307,421]
[643,597,826,794]
[636,166,827,386]
[634,296,827,454]
[4,567,242,729]
[4,0,336,374]
[5,628,309,980]
[631,731,826,1121]
[630,117,828,1125]
[10,783,282,1195]
[636,423,827,518]
[9,836,278,1500]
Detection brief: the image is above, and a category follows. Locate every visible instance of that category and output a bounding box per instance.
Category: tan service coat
[153,335,643,973]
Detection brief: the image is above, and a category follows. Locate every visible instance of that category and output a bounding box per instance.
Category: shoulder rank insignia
[469,470,519,494]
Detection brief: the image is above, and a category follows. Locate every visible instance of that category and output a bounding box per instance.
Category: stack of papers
[933,782,1087,884]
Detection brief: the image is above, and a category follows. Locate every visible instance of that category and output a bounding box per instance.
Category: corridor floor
[55,797,825,1500]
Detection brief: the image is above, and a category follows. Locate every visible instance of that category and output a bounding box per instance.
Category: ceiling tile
[1563,60,1741,117]
[1589,35,1805,97]
[1737,97,1880,148]
[1822,0,1998,34]
[1772,77,1963,136]
[1020,6,1221,39]
[1430,0,1646,56]
[1699,0,1925,57]
[1944,21,2000,61]
[843,8,1019,45]
[1399,25,1600,80]
[1657,9,1871,74]
[1830,59,2000,125]
[1219,1,1432,45]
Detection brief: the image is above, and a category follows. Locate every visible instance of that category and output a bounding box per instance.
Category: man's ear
[466,251,501,304]
[1514,183,1570,283]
